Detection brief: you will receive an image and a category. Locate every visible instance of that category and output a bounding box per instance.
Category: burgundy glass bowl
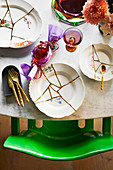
[59,0,87,17]
[63,27,83,52]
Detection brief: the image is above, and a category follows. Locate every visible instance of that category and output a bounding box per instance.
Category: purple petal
[28,65,38,79]
[48,24,64,42]
[21,63,33,80]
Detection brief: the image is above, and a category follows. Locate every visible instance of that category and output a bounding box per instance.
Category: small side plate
[2,65,22,96]
[79,43,113,81]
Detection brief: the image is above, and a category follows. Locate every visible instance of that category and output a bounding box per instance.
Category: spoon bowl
[100,65,106,90]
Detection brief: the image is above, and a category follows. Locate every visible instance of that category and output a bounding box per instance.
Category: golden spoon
[100,65,106,90]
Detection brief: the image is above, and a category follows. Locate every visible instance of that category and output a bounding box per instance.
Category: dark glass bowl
[59,0,87,17]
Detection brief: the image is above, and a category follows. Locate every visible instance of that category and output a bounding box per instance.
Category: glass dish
[63,27,83,52]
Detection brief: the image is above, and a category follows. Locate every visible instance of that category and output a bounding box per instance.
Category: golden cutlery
[10,69,29,102]
[17,83,29,102]
[8,70,24,107]
[8,74,20,106]
[100,65,106,90]
[8,69,29,103]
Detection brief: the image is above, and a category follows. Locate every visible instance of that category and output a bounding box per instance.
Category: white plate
[0,0,42,48]
[29,63,85,118]
[79,43,113,81]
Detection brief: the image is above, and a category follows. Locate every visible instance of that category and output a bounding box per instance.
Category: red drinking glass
[63,27,83,52]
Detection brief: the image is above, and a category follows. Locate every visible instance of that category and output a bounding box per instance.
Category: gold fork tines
[8,74,20,106]
[8,69,24,107]
[9,69,29,102]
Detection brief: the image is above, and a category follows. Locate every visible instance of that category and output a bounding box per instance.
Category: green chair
[3,117,113,160]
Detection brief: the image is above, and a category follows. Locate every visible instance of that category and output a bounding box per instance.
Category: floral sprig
[0,19,12,27]
[82,0,113,36]
[100,13,113,35]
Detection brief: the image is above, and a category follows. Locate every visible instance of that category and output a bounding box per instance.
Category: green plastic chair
[3,117,113,160]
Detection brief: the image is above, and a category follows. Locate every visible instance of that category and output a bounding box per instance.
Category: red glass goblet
[63,27,83,52]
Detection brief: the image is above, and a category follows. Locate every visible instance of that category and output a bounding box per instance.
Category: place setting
[79,43,113,90]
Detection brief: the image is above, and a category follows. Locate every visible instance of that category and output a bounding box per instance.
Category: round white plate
[79,43,113,81]
[29,63,85,118]
[0,0,42,48]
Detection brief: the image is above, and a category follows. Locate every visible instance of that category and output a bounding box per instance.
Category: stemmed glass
[63,27,83,52]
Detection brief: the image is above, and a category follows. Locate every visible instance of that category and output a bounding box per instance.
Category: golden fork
[8,73,20,106]
[8,70,24,107]
[8,69,29,103]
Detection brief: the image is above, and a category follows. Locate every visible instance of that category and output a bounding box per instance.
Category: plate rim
[29,63,85,118]
[79,43,113,82]
[0,0,42,49]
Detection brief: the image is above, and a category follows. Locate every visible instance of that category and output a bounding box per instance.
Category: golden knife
[17,83,29,103]
[15,82,24,107]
